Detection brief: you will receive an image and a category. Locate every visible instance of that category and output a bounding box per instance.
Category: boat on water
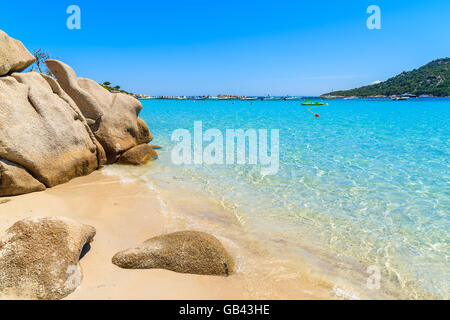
[344,96,357,100]
[391,93,417,100]
[391,96,409,101]
[302,100,324,106]
[260,95,280,101]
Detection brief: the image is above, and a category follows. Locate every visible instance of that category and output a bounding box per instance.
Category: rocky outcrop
[46,60,153,164]
[112,231,234,276]
[0,30,35,76]
[0,72,101,192]
[41,74,107,167]
[0,217,96,300]
[117,144,158,165]
[44,60,104,123]
[136,117,153,145]
[0,29,154,197]
[0,159,46,196]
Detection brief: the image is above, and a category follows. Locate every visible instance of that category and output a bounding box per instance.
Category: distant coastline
[123,58,449,100]
[130,95,449,101]
[322,58,449,98]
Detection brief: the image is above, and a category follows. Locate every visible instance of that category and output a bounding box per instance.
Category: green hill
[323,58,449,97]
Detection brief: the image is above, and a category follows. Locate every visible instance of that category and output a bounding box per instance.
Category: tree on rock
[31,49,54,76]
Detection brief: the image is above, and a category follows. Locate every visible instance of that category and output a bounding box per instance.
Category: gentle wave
[110,98,449,299]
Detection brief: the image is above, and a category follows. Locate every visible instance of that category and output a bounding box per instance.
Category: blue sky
[1,0,449,96]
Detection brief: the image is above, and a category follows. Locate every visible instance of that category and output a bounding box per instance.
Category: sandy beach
[0,170,333,300]
[0,1,448,304]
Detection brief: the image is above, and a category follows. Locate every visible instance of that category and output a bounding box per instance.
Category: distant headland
[322,58,449,98]
[103,58,449,100]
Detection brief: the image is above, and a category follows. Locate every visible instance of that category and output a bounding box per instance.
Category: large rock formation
[0,30,35,76]
[0,217,96,300]
[0,72,101,194]
[0,29,154,197]
[46,60,153,164]
[41,74,107,167]
[112,231,234,276]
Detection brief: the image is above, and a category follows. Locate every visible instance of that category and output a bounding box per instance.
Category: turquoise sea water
[111,98,449,299]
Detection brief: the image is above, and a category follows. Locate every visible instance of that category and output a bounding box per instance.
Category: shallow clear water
[115,98,449,299]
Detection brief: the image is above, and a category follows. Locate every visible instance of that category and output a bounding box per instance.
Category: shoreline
[135,96,450,100]
[0,170,334,300]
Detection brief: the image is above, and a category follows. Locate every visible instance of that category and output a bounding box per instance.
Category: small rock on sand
[0,217,96,300]
[112,231,234,276]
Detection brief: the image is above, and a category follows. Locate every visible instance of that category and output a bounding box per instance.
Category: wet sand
[0,170,333,300]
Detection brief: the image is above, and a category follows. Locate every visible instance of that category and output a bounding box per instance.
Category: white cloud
[371,80,383,84]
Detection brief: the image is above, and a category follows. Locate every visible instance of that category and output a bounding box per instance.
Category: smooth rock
[41,74,107,167]
[136,117,153,145]
[0,72,100,194]
[0,217,96,300]
[117,144,158,165]
[45,60,103,122]
[0,30,35,76]
[112,231,234,276]
[47,60,153,163]
[0,159,46,196]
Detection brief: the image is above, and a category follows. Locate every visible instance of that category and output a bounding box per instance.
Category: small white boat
[391,96,409,101]
[262,97,280,101]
